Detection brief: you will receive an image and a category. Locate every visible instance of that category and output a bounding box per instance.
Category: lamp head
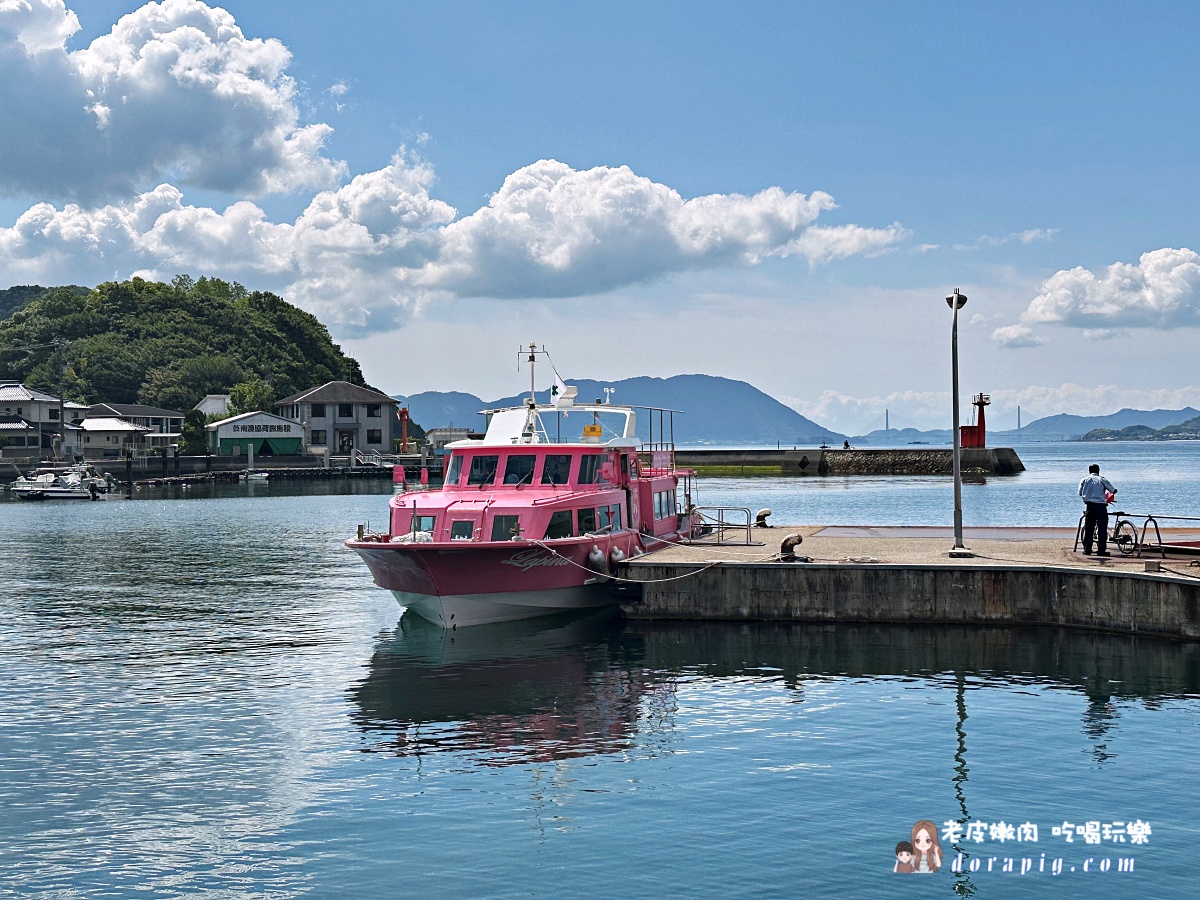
[946,288,968,310]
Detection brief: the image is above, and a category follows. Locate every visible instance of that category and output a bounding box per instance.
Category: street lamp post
[947,288,972,557]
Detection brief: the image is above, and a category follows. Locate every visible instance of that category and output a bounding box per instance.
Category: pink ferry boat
[346,364,695,628]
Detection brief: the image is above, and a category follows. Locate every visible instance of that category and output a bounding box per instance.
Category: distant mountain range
[398,375,846,446]
[852,407,1200,445]
[399,377,1200,448]
[998,407,1200,441]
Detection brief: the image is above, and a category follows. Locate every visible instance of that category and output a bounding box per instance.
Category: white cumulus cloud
[992,324,1043,348]
[995,247,1200,345]
[0,155,903,334]
[0,0,345,201]
[0,4,906,334]
[417,162,902,299]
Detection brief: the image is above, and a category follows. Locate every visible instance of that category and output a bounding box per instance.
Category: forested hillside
[0,276,366,409]
[0,284,88,321]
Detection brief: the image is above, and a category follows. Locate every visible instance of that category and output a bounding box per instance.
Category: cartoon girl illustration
[910,820,942,873]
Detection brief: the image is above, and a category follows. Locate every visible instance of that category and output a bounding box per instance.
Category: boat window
[578,454,604,484]
[540,454,572,485]
[467,455,499,485]
[450,521,474,540]
[491,514,521,541]
[667,492,677,516]
[413,515,436,534]
[610,505,622,531]
[578,507,597,534]
[444,455,462,486]
[654,492,663,519]
[598,506,612,531]
[503,454,536,485]
[544,510,573,539]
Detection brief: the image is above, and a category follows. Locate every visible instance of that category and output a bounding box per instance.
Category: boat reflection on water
[349,607,661,765]
[351,615,1200,770]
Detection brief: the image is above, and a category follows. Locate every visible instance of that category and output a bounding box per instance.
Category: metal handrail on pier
[689,506,760,546]
[1074,510,1200,557]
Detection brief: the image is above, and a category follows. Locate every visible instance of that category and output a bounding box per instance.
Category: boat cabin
[387,402,687,544]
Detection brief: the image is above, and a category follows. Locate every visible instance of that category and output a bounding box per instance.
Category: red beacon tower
[960,393,990,449]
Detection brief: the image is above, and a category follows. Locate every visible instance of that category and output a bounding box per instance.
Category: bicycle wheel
[1112,520,1138,556]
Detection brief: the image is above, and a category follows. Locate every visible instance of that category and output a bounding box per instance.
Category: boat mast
[527,342,537,405]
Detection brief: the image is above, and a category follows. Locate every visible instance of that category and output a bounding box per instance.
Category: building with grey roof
[274,381,399,455]
[77,417,152,459]
[0,382,73,458]
[86,403,184,435]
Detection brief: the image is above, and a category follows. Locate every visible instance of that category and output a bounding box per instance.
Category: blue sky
[2,0,1198,433]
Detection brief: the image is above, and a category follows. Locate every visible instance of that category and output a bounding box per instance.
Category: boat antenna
[517,342,570,405]
[528,342,537,405]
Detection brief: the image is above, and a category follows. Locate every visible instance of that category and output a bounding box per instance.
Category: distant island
[853,407,1200,445]
[1081,416,1200,442]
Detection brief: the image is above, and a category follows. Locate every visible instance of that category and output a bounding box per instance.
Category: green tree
[228,376,275,416]
[179,409,209,455]
[0,276,370,407]
[139,355,245,410]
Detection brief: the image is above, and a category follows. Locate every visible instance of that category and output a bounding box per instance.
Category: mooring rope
[524,537,725,585]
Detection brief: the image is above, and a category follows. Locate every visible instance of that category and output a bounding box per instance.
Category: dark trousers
[1083,502,1108,553]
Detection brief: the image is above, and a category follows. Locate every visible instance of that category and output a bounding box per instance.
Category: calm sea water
[695,440,1200,527]
[1,442,1198,897]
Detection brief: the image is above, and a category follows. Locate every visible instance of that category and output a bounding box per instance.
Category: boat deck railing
[640,441,676,477]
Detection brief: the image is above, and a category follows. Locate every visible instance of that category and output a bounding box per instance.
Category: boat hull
[393,585,614,628]
[347,532,657,627]
[10,486,104,500]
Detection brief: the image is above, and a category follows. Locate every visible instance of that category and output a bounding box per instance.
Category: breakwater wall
[620,561,1200,641]
[672,447,1024,475]
[135,466,396,486]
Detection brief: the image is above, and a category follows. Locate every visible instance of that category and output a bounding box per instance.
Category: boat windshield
[467,455,498,486]
[540,454,571,485]
[503,455,536,485]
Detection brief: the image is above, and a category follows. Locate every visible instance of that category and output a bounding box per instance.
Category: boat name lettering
[500,549,571,571]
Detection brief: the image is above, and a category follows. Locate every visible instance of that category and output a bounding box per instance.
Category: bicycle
[1074,508,1141,556]
[1108,511,1141,556]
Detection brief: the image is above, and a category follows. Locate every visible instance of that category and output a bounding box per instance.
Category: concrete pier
[620,526,1200,641]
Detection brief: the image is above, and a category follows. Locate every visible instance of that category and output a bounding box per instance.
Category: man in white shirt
[1078,464,1117,557]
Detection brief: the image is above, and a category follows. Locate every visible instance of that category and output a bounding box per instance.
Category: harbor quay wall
[670,447,1025,475]
[624,621,1200,697]
[619,562,1200,641]
[1,454,421,483]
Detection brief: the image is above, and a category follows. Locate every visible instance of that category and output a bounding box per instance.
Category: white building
[0,382,72,458]
[194,394,231,416]
[77,417,151,459]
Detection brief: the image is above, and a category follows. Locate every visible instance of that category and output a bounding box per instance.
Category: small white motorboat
[8,464,113,501]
